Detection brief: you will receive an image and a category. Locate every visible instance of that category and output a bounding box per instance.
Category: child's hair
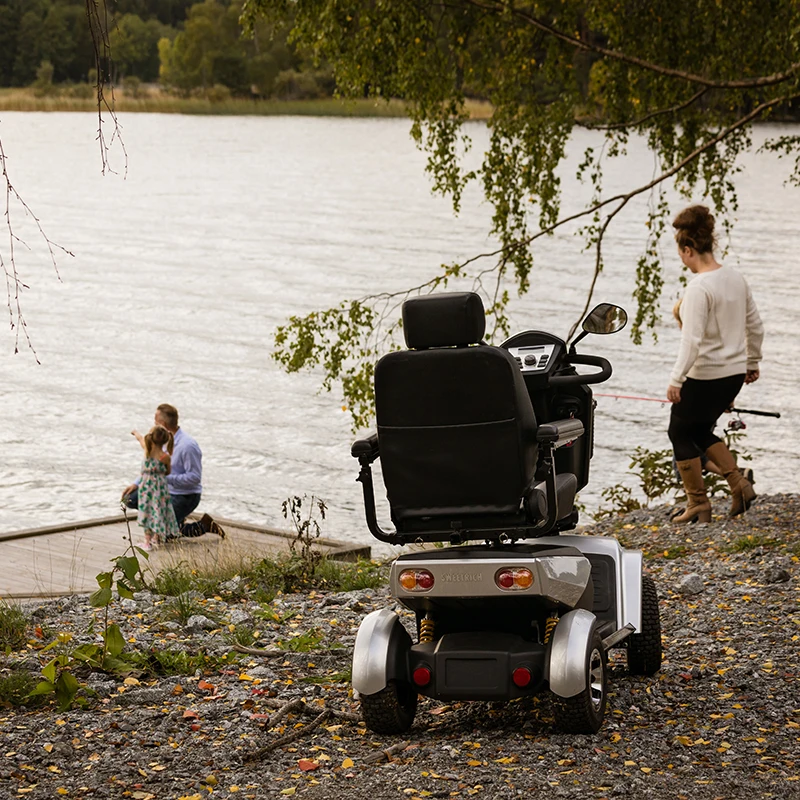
[144,425,174,457]
[672,298,683,329]
[673,204,716,254]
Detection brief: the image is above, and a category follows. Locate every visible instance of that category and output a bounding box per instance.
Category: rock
[185,615,217,632]
[229,609,252,626]
[247,666,276,679]
[763,565,791,583]
[678,573,704,594]
[120,598,137,612]
[220,576,243,593]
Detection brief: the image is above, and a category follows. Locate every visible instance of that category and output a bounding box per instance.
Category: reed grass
[0,87,493,119]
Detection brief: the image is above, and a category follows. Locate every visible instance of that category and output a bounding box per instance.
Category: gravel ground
[1,493,798,800]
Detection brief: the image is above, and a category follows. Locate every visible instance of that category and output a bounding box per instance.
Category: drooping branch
[85,0,128,177]
[465,0,800,89]
[0,135,75,357]
[565,90,800,339]
[577,88,711,131]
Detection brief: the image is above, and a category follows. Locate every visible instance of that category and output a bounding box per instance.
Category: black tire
[551,624,607,734]
[628,574,662,676]
[360,680,418,735]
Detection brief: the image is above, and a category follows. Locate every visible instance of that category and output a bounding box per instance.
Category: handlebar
[549,354,613,386]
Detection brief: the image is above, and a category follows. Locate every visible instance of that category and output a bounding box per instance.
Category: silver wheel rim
[589,647,604,711]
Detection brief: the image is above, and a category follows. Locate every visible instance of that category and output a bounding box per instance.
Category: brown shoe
[198,513,226,539]
[671,458,712,523]
[705,443,756,517]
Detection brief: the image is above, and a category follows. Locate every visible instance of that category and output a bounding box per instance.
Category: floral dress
[138,457,179,542]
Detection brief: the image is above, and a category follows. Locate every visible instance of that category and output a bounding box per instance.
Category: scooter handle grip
[549,354,613,386]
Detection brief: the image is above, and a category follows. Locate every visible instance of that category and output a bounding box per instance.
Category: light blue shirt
[167,428,203,496]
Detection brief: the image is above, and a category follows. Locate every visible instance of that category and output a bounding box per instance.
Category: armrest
[351,433,379,462]
[536,418,584,447]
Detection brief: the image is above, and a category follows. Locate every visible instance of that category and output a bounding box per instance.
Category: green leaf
[28,680,56,697]
[96,571,113,589]
[55,672,80,711]
[104,623,126,658]
[89,587,113,608]
[42,661,57,684]
[71,643,103,664]
[117,582,135,600]
[116,556,140,585]
[134,546,150,560]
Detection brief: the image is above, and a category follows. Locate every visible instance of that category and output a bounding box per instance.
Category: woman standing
[667,205,764,523]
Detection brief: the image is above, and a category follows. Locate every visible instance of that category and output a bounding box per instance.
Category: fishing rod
[594,392,781,418]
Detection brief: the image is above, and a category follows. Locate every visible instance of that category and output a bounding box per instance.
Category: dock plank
[0,514,370,599]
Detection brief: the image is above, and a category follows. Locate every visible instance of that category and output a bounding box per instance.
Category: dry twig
[364,740,412,764]
[244,709,332,762]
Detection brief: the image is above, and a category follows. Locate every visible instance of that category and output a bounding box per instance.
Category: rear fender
[352,608,412,697]
[546,608,596,698]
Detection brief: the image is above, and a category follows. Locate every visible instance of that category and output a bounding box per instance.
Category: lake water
[0,112,797,555]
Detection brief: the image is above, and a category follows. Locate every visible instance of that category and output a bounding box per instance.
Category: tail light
[512,667,532,687]
[495,567,534,591]
[398,569,435,592]
[413,666,432,686]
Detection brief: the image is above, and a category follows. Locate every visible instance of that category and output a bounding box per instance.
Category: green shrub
[0,603,29,650]
[123,648,210,677]
[0,670,42,707]
[727,534,780,553]
[153,563,197,597]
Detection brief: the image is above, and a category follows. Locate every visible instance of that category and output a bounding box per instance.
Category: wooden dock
[0,513,371,600]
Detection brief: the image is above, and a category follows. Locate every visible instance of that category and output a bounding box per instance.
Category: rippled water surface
[1,113,798,551]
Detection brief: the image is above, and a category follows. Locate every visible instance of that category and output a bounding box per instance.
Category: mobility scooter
[350,292,662,734]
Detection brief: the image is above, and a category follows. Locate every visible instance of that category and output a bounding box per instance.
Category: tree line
[0,0,334,99]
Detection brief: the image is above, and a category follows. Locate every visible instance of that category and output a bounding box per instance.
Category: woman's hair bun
[673,204,716,254]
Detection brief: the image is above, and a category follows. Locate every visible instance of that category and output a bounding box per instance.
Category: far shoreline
[0,87,494,120]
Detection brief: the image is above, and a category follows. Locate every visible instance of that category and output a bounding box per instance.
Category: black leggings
[668,374,744,461]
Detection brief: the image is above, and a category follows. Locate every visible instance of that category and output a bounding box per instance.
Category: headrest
[402,292,486,349]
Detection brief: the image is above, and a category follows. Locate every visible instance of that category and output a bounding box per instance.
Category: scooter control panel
[507,343,557,373]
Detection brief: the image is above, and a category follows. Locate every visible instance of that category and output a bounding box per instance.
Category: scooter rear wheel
[360,679,418,735]
[628,574,662,676]
[551,624,607,734]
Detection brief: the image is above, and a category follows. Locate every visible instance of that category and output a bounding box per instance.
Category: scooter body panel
[534,535,643,632]
[351,608,412,697]
[546,607,597,698]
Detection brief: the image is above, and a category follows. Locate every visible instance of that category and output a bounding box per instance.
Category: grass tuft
[0,603,30,650]
[727,534,780,553]
[0,670,42,707]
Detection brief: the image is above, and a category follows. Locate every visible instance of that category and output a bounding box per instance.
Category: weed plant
[727,534,780,553]
[225,625,258,648]
[123,648,211,677]
[0,603,29,650]
[159,593,222,626]
[152,555,386,602]
[0,670,43,707]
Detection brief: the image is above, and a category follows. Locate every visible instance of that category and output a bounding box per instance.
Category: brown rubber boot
[672,458,712,523]
[705,442,756,517]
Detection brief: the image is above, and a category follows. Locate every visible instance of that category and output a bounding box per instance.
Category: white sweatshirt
[669,264,764,387]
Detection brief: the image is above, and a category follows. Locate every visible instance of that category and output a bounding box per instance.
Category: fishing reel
[725,417,747,432]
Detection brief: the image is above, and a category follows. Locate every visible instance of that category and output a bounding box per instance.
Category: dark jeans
[123,489,203,534]
[668,374,744,461]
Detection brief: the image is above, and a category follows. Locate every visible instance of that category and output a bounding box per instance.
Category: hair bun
[673,204,716,254]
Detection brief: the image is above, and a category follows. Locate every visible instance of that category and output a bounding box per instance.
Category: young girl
[132,425,180,550]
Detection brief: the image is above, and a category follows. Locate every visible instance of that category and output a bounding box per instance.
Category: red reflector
[512,667,532,688]
[497,570,514,589]
[413,666,432,686]
[416,571,435,590]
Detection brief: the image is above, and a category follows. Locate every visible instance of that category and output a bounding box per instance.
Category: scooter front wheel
[551,624,607,734]
[360,679,418,735]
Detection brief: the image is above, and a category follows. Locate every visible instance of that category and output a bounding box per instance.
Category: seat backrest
[375,292,539,526]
